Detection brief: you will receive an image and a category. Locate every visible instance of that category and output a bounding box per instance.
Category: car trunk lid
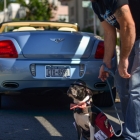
[3,31,95,59]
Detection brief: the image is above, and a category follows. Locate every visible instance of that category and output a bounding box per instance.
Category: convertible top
[0,21,79,33]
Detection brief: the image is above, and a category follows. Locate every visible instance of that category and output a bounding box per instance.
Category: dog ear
[86,88,93,96]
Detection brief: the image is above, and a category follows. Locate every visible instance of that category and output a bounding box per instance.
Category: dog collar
[70,102,92,114]
[70,102,86,110]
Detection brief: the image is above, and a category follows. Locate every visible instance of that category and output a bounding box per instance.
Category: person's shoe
[110,130,124,139]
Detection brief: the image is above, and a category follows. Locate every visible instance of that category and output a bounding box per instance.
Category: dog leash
[100,63,123,137]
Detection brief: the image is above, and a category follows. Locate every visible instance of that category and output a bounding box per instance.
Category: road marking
[35,116,62,136]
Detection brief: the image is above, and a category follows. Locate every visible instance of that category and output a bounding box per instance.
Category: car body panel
[2,32,95,59]
[0,57,115,93]
[0,21,117,95]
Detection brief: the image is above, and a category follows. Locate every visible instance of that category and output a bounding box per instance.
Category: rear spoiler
[0,21,79,33]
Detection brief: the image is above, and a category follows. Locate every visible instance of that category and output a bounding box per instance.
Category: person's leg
[115,40,140,140]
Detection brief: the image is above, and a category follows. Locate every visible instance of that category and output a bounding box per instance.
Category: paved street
[0,94,123,140]
[0,45,122,140]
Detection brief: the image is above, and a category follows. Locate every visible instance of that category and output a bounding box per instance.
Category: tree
[16,0,57,21]
[0,0,4,11]
[0,0,57,21]
[0,0,12,12]
[82,27,99,35]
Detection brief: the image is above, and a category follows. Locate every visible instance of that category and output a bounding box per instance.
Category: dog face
[67,80,93,104]
[67,84,87,101]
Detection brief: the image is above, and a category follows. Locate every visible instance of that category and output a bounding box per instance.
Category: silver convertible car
[0,21,117,108]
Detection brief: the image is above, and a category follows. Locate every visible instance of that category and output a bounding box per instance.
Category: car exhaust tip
[94,82,107,88]
[2,82,19,89]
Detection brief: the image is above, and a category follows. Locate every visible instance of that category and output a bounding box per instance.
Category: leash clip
[101,63,114,77]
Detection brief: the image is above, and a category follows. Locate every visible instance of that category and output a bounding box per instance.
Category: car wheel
[92,87,116,107]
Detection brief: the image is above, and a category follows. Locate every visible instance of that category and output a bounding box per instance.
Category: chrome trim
[50,38,64,43]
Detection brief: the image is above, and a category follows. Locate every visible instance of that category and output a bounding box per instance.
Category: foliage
[15,0,57,21]
[82,26,99,35]
[0,0,4,11]
[0,0,57,21]
[0,0,12,11]
[116,37,120,46]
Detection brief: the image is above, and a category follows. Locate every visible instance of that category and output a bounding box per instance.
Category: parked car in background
[0,21,117,108]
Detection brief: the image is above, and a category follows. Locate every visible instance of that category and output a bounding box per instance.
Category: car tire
[92,87,116,107]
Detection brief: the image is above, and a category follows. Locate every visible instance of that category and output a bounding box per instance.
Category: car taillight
[95,41,104,59]
[0,40,18,58]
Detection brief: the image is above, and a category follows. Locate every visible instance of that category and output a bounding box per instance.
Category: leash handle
[101,63,123,137]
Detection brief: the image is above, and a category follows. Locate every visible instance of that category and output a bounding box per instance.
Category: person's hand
[118,59,131,78]
[98,64,110,82]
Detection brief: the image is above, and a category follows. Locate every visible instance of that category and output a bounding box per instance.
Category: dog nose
[67,89,72,97]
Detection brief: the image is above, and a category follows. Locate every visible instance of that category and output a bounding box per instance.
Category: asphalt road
[0,94,124,140]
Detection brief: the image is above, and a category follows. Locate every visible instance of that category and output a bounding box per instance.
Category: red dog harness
[70,102,114,139]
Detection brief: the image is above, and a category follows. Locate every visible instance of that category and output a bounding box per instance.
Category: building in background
[59,0,103,36]
[0,11,5,23]
[0,0,104,36]
[0,0,69,23]
[49,0,68,22]
[35,0,69,22]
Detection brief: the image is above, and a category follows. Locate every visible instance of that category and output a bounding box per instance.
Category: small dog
[67,80,113,140]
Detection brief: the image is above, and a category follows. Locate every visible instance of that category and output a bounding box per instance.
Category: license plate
[46,65,70,77]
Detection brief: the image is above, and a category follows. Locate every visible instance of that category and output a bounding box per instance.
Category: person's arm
[101,21,117,68]
[98,21,116,81]
[114,4,135,78]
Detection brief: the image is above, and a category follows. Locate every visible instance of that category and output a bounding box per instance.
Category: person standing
[91,0,140,139]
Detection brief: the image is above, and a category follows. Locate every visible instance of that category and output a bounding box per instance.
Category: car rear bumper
[0,78,114,94]
[0,59,116,94]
